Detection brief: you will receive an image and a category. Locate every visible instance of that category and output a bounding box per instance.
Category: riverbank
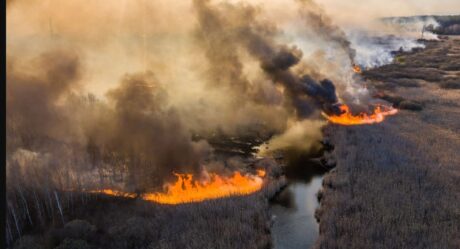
[314,37,460,249]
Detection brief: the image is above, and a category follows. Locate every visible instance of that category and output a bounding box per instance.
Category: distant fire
[352,64,362,74]
[323,104,398,125]
[90,170,266,204]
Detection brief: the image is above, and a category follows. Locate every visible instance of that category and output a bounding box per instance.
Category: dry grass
[440,79,460,89]
[9,183,282,249]
[315,37,460,249]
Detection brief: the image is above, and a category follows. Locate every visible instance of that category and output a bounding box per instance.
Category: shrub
[390,78,420,88]
[54,239,92,249]
[13,235,43,249]
[440,80,460,89]
[107,216,156,249]
[61,220,96,241]
[50,219,97,247]
[398,101,424,111]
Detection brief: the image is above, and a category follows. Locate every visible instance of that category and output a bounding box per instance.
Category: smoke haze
[8,0,453,190]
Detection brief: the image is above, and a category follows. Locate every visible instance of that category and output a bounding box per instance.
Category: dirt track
[315,37,460,249]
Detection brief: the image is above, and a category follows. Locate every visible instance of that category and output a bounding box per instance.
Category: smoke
[348,32,425,68]
[297,0,356,64]
[97,72,212,190]
[380,16,441,40]
[7,0,16,7]
[193,0,344,118]
[10,0,431,191]
[186,0,290,136]
[7,49,84,149]
[7,50,211,191]
[257,119,325,156]
[7,49,91,190]
[344,15,439,69]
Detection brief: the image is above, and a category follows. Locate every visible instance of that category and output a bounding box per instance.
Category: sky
[318,0,460,20]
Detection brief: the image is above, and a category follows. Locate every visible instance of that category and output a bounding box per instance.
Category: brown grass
[315,38,460,249]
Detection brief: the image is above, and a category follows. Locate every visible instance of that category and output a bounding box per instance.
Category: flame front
[323,104,398,125]
[90,170,265,205]
[89,189,138,198]
[353,64,362,74]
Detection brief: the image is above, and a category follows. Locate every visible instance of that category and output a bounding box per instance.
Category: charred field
[315,37,460,249]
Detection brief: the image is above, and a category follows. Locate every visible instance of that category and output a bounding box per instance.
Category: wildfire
[88,189,137,198]
[352,64,362,74]
[322,104,398,125]
[89,170,266,205]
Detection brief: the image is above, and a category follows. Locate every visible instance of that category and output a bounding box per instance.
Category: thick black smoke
[95,72,211,190]
[194,0,341,117]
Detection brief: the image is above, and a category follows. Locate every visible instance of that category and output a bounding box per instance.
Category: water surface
[271,159,327,249]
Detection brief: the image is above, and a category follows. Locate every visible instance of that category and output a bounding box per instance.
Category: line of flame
[88,170,266,205]
[322,104,398,125]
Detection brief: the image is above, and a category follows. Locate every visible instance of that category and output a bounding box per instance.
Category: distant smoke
[297,0,356,64]
[349,32,425,68]
[380,16,441,40]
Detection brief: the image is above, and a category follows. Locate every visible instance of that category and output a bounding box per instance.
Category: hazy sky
[7,0,460,96]
[318,0,460,18]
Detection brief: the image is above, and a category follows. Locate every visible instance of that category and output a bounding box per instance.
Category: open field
[315,37,460,249]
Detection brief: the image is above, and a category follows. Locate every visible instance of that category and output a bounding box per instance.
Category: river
[270,159,328,249]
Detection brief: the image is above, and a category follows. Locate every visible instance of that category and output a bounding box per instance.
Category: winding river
[271,159,328,249]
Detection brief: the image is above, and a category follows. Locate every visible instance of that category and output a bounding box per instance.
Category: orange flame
[144,171,265,204]
[353,64,362,74]
[322,104,398,125]
[89,170,266,205]
[88,189,137,198]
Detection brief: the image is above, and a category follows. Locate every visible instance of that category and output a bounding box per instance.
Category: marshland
[6,0,460,248]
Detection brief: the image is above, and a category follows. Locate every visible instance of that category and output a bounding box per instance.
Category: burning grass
[322,104,398,125]
[352,64,362,74]
[7,166,284,249]
[89,170,266,204]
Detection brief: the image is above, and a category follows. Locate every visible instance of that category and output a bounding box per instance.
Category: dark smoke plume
[7,50,211,192]
[7,50,83,151]
[6,49,90,192]
[192,0,290,136]
[96,72,211,190]
[194,0,341,117]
